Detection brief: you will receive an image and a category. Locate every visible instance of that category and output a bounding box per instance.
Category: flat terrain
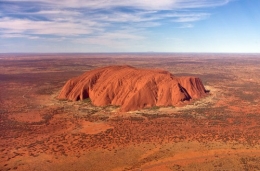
[1,53,260,171]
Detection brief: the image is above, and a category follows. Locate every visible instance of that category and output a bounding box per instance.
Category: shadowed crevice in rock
[58,65,207,112]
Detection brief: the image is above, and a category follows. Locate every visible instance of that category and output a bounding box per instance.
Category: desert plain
[1,53,260,171]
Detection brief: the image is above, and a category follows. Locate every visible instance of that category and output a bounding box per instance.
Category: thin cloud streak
[178,23,194,28]
[0,16,103,35]
[172,13,210,22]
[0,33,40,39]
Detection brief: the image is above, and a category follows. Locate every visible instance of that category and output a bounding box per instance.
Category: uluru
[58,65,207,112]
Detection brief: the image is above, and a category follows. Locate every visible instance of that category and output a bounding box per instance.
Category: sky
[0,0,260,53]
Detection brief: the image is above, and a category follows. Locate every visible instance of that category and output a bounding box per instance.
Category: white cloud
[6,0,232,10]
[174,0,230,9]
[0,0,233,48]
[172,13,210,22]
[0,17,98,35]
[74,31,145,44]
[6,0,177,10]
[0,33,40,39]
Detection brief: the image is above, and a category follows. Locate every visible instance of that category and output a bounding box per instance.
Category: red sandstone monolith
[58,65,207,112]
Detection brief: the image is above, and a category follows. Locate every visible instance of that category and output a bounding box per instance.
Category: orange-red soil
[1,54,260,171]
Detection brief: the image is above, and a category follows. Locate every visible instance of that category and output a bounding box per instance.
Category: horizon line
[1,52,260,54]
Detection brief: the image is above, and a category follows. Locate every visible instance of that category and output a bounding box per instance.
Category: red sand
[77,120,113,134]
[58,65,206,111]
[8,112,43,123]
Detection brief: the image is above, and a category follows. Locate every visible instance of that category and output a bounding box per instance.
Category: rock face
[58,65,207,112]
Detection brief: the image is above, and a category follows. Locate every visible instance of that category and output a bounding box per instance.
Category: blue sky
[0,0,259,53]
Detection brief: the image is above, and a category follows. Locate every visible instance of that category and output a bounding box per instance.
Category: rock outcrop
[58,65,207,112]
